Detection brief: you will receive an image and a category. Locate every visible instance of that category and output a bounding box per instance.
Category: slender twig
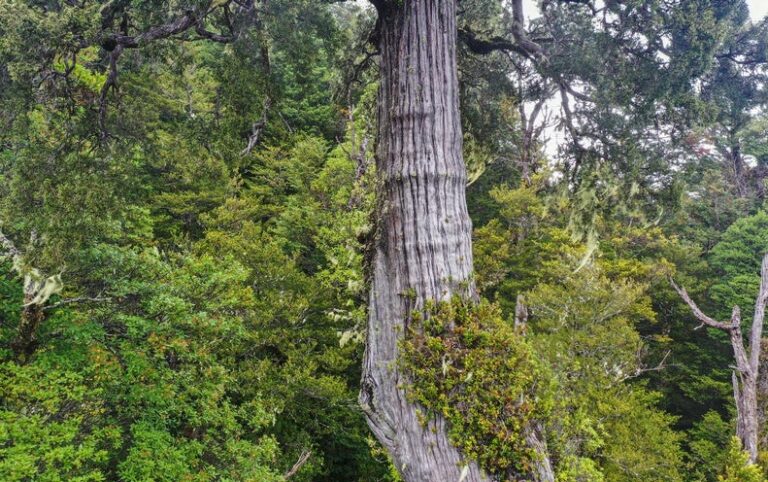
[43,296,112,312]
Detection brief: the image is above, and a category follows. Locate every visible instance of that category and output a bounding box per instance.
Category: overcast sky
[522,0,768,22]
[747,0,768,21]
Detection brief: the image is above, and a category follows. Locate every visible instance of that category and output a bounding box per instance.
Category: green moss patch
[400,298,551,479]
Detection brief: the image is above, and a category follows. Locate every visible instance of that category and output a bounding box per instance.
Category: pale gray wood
[361,1,553,480]
[757,339,768,449]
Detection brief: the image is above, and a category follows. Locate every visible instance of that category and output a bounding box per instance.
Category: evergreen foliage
[400,299,550,479]
[1,0,768,479]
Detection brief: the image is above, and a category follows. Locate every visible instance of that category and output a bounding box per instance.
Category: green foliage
[719,437,765,482]
[401,298,551,479]
[527,266,683,481]
[473,181,579,313]
[709,211,768,314]
[688,411,734,481]
[0,363,119,481]
[1,0,767,480]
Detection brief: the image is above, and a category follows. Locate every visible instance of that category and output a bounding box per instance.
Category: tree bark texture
[360,1,482,479]
[757,338,768,449]
[360,1,553,480]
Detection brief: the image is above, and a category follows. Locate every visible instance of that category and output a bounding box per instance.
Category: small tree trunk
[12,295,44,361]
[361,1,553,480]
[732,142,748,198]
[757,339,768,449]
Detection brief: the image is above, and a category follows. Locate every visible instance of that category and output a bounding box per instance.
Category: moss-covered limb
[400,297,552,481]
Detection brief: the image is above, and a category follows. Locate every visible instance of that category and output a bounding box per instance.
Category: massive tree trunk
[360,1,552,480]
[359,1,483,479]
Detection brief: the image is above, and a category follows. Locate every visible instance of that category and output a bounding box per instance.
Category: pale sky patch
[747,0,768,22]
[523,0,768,22]
[519,0,767,159]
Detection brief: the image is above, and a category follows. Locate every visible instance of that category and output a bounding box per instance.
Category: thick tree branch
[97,1,249,136]
[284,450,311,479]
[510,0,544,58]
[557,78,594,103]
[669,278,736,331]
[106,8,207,49]
[457,0,545,60]
[458,28,531,58]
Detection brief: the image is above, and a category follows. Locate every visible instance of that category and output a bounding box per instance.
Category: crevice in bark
[12,300,45,361]
[361,1,553,480]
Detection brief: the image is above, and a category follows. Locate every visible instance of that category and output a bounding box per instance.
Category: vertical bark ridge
[361,0,553,480]
[361,0,486,480]
[758,339,768,449]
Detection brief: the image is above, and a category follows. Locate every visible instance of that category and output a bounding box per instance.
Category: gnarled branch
[669,277,736,331]
[97,1,249,136]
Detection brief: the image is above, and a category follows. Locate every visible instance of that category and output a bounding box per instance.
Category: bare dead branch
[671,260,768,463]
[43,296,112,312]
[278,111,293,134]
[669,277,735,331]
[749,253,768,370]
[241,97,271,156]
[284,450,311,479]
[619,350,670,382]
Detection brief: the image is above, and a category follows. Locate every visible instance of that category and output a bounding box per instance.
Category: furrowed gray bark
[758,339,768,449]
[672,253,768,462]
[360,1,553,480]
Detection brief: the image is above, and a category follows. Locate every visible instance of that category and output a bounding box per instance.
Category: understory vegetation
[2,0,768,480]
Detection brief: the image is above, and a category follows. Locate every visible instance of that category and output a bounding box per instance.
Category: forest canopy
[1,0,768,481]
